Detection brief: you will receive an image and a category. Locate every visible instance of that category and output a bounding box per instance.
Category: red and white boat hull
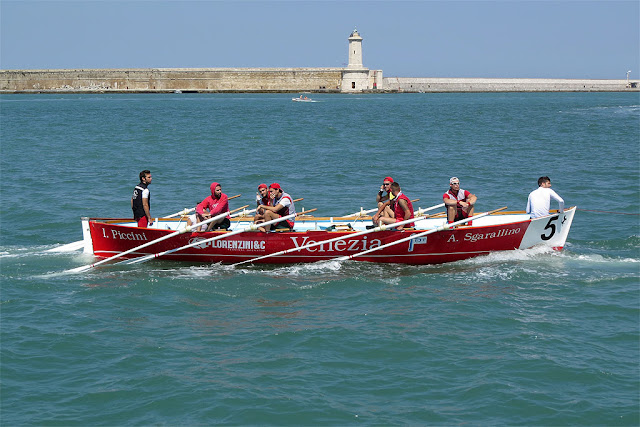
[80,208,575,265]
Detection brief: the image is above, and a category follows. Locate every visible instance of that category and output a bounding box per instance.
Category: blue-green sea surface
[1,93,639,425]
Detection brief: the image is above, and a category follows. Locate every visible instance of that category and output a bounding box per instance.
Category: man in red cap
[257,183,296,232]
[187,182,230,231]
[372,181,414,229]
[253,183,270,224]
[376,176,395,219]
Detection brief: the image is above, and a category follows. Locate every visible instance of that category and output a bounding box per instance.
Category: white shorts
[188,214,208,231]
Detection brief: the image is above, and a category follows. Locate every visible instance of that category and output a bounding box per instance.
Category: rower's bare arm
[261,203,283,213]
[376,193,389,203]
[142,198,151,219]
[400,199,411,218]
[373,200,390,219]
[396,199,411,229]
[443,197,457,207]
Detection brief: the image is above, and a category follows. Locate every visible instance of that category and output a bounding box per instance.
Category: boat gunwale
[86,208,571,225]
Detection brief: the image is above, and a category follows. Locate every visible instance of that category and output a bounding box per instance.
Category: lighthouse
[341,28,381,92]
[347,28,363,69]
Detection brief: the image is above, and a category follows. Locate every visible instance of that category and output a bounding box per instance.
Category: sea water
[1,93,638,425]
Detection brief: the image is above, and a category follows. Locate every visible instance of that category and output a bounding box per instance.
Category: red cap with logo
[269,183,281,190]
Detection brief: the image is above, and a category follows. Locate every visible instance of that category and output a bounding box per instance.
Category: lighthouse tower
[341,28,381,92]
[347,28,363,69]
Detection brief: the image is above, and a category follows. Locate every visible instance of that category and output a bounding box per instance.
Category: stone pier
[0,69,636,93]
[381,77,638,92]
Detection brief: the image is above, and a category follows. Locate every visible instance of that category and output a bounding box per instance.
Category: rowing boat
[76,207,576,265]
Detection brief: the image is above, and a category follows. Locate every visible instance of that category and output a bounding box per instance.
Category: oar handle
[296,208,317,215]
[165,208,195,219]
[229,204,248,213]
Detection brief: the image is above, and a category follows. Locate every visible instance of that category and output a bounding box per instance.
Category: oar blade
[46,240,85,253]
[63,264,93,274]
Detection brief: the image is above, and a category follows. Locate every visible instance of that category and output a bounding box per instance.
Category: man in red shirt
[443,177,477,225]
[372,182,414,230]
[188,182,230,231]
[258,183,296,232]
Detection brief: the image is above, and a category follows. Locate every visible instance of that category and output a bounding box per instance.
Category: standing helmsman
[526,176,564,218]
[132,170,152,228]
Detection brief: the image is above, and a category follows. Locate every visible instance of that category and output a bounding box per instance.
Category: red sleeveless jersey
[394,193,414,227]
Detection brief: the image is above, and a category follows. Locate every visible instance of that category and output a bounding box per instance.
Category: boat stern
[518,206,576,250]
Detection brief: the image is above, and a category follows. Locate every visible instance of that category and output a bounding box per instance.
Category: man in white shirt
[526,176,564,218]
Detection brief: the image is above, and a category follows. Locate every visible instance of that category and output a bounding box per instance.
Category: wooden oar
[232,210,444,266]
[47,194,243,253]
[124,208,318,265]
[345,199,425,217]
[63,205,249,274]
[335,207,508,262]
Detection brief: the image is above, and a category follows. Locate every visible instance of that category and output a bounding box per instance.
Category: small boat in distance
[292,95,316,102]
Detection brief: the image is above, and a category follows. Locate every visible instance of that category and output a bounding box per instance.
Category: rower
[372,182,414,230]
[258,183,296,232]
[187,182,231,231]
[443,177,477,226]
[376,176,395,219]
[253,183,270,224]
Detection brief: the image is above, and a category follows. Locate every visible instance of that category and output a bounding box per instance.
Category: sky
[1,0,638,79]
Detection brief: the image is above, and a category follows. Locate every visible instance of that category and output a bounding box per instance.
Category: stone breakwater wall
[0,68,344,93]
[1,69,638,93]
[382,77,638,92]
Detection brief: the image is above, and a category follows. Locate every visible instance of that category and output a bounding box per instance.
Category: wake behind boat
[75,207,576,266]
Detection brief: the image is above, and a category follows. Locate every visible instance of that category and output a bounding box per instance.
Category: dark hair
[139,170,151,181]
[390,182,401,191]
[538,176,550,187]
